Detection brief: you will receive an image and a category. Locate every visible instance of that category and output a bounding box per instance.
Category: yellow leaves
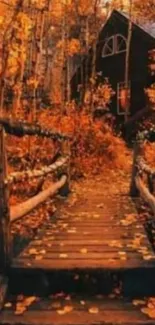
[4,302,12,308]
[15,304,26,315]
[57,305,73,315]
[118,251,127,260]
[120,213,137,226]
[15,296,36,315]
[68,39,81,56]
[67,228,77,233]
[96,204,104,208]
[27,78,39,88]
[35,255,43,260]
[141,308,155,319]
[93,214,100,219]
[56,38,81,56]
[88,307,99,314]
[132,299,145,306]
[80,300,85,305]
[109,240,123,248]
[28,248,46,256]
[140,297,155,319]
[29,248,38,255]
[59,254,68,258]
[143,255,155,261]
[80,248,88,254]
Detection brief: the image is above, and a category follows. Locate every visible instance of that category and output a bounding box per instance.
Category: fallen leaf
[80,248,88,254]
[24,296,36,307]
[40,249,46,254]
[4,302,12,308]
[148,302,155,309]
[118,251,126,255]
[96,204,104,208]
[57,309,66,315]
[149,297,155,304]
[89,307,99,314]
[80,300,85,305]
[67,229,76,233]
[35,255,43,260]
[28,248,38,255]
[59,254,68,258]
[120,256,127,260]
[132,299,145,306]
[141,307,155,319]
[109,240,123,248]
[64,305,73,313]
[57,306,73,315]
[14,307,26,315]
[143,255,154,260]
[93,214,100,219]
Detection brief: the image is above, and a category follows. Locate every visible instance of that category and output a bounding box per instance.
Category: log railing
[130,127,155,217]
[0,119,71,272]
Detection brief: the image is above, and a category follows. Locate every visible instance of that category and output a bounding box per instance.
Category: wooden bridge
[0,119,155,325]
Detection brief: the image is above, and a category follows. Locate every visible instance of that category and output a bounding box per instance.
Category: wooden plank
[35,234,147,241]
[0,308,152,325]
[25,243,149,253]
[20,251,143,260]
[31,239,149,247]
[41,224,144,230]
[12,257,155,270]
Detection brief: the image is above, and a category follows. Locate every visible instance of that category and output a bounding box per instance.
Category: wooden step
[0,296,153,325]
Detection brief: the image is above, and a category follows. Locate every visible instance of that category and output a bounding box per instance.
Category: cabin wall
[70,11,155,118]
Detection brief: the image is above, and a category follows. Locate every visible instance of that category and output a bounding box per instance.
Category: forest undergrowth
[6,108,132,243]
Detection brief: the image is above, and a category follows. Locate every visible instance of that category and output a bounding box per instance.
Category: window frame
[102,35,115,58]
[115,34,127,54]
[102,34,127,58]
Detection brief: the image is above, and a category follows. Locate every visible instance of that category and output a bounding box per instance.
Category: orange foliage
[38,108,131,177]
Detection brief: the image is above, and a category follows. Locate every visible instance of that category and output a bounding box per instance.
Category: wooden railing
[130,127,155,216]
[0,119,71,272]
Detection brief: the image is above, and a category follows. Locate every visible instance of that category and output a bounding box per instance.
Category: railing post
[0,125,11,271]
[58,139,71,197]
[130,142,143,196]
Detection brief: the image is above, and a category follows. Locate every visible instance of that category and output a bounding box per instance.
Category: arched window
[102,36,114,57]
[102,34,127,57]
[116,34,127,53]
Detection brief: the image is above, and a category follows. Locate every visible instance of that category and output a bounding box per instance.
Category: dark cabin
[70,10,155,121]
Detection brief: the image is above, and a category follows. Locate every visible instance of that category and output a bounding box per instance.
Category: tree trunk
[124,0,133,122]
[0,126,11,270]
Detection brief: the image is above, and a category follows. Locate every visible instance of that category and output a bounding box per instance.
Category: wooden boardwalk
[1,173,155,325]
[12,174,155,272]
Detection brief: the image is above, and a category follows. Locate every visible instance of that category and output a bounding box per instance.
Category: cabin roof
[112,10,155,39]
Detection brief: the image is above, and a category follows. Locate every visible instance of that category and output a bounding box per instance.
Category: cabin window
[116,34,127,53]
[102,36,115,57]
[117,81,130,115]
[102,34,127,57]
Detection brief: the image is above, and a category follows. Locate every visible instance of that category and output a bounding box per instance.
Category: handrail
[5,156,69,184]
[130,128,155,218]
[0,118,71,140]
[0,121,71,272]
